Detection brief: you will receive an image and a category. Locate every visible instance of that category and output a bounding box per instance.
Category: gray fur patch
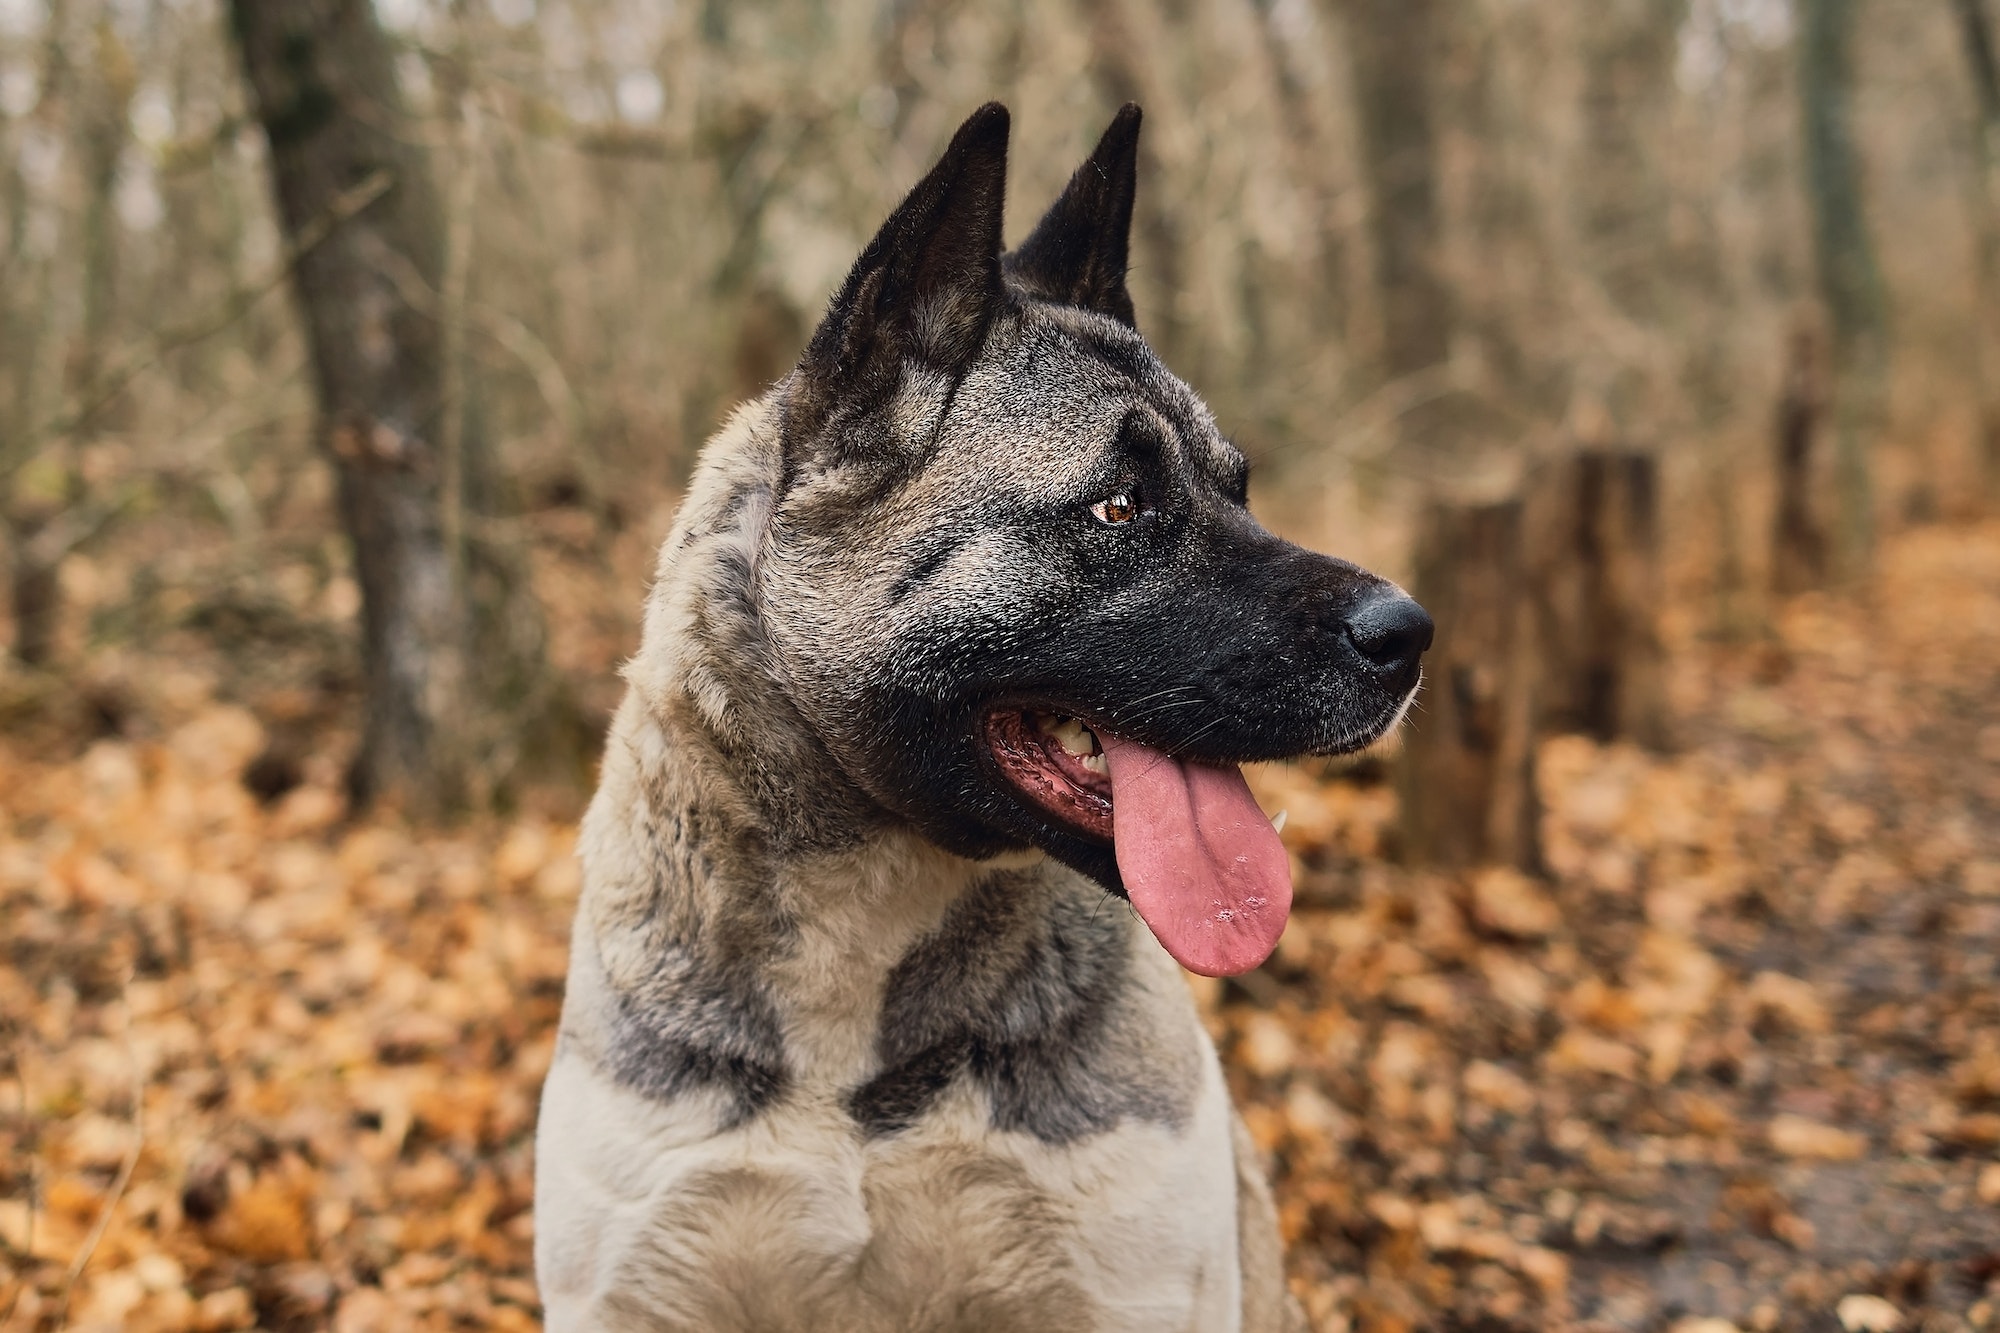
[849,869,1197,1144]
[605,955,788,1127]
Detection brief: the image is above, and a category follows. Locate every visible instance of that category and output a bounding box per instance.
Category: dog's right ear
[790,103,1011,445]
[1004,103,1141,327]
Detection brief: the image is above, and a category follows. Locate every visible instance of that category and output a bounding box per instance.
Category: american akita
[535,103,1432,1332]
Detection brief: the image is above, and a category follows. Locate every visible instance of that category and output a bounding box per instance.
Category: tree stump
[1523,448,1669,749]
[1396,497,1541,870]
[1399,451,1671,866]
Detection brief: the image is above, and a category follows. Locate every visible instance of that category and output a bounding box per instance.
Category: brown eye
[1091,491,1140,525]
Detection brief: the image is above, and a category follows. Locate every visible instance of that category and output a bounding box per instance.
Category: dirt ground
[2,519,1998,1333]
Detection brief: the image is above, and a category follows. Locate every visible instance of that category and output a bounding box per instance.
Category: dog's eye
[1091,491,1141,526]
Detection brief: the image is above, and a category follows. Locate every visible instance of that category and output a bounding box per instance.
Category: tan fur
[1233,1114,1309,1333]
[592,1155,1096,1333]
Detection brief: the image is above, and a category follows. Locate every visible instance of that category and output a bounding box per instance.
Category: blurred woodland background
[3,0,2000,1330]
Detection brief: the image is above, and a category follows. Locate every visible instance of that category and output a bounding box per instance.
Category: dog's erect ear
[1004,103,1140,328]
[793,103,1010,435]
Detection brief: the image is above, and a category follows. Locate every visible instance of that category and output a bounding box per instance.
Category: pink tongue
[1098,733,1293,978]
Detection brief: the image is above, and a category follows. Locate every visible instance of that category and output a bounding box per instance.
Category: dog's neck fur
[579,393,1050,1098]
[623,392,879,854]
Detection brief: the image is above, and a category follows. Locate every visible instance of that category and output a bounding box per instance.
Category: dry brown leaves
[1227,522,2000,1332]
[2,521,1998,1333]
[0,706,574,1332]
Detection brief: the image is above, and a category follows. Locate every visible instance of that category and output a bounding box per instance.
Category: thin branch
[1249,358,1476,470]
[11,168,394,474]
[19,482,148,569]
[365,234,612,520]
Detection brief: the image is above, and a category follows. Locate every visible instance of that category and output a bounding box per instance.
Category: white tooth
[1270,809,1288,835]
[1082,753,1109,775]
[1052,718,1095,757]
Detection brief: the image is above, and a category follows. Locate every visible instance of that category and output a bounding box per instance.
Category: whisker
[1169,714,1231,755]
[1108,685,1199,723]
[1119,695,1207,727]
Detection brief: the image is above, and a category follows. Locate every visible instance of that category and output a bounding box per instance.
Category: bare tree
[1576,0,1682,318]
[228,0,561,814]
[1572,0,1686,431]
[1797,0,1887,574]
[1076,0,1193,370]
[1954,0,2000,496]
[0,4,142,669]
[2,2,82,668]
[1336,0,1453,385]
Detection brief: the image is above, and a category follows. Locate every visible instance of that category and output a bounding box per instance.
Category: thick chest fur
[536,1031,1245,1333]
[535,789,1249,1331]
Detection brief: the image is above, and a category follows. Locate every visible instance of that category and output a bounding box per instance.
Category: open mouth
[980,706,1293,979]
[984,709,1116,839]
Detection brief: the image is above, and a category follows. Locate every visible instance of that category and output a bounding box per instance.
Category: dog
[534,102,1432,1332]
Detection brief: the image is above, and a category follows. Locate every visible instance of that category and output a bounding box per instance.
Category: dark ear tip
[1096,103,1141,159]
[950,102,1012,154]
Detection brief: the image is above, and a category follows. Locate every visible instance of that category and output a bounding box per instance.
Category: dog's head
[757,103,1430,975]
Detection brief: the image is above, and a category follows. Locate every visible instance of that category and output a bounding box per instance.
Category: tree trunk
[1397,498,1540,870]
[1797,0,1887,575]
[7,515,60,667]
[1523,449,1669,749]
[1337,0,1453,383]
[1954,0,2000,499]
[1773,323,1830,594]
[1076,0,1194,371]
[1250,0,1354,350]
[1576,0,1683,323]
[4,6,128,669]
[75,17,135,394]
[228,0,558,815]
[1572,0,1687,431]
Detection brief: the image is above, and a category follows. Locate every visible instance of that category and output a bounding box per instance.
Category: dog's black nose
[1342,592,1434,668]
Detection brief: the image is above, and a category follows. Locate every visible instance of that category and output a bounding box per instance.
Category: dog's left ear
[1004,103,1141,328]
[791,103,1011,441]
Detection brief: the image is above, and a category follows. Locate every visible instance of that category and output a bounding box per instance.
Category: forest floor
[0,518,1997,1333]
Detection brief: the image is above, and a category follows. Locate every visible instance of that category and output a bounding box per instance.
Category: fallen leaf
[1836,1293,1902,1333]
[1470,867,1560,939]
[1769,1115,1866,1161]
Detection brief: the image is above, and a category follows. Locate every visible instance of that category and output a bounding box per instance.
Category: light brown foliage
[3,514,1997,1330]
[0,702,572,1331]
